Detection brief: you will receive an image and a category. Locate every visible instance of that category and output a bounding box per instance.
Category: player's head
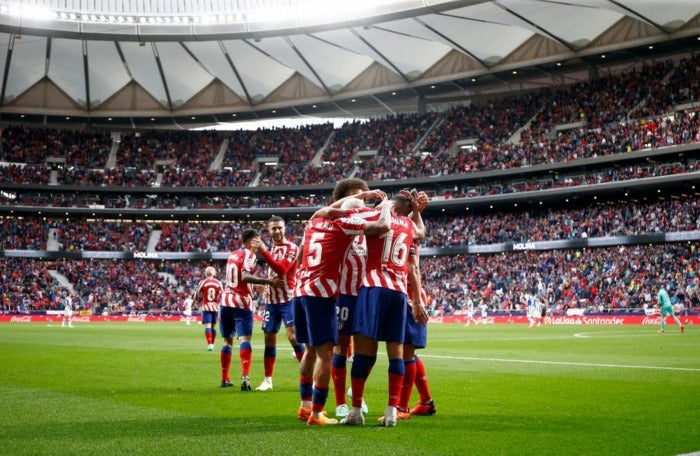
[340,197,365,209]
[391,192,413,216]
[267,215,286,244]
[204,266,216,277]
[241,228,260,247]
[333,178,369,201]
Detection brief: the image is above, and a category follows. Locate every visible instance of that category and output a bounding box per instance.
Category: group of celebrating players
[191,178,436,426]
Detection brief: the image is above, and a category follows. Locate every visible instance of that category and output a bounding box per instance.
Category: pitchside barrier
[2,312,698,325]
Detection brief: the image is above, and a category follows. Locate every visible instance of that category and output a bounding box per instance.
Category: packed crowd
[1,56,698,189]
[422,194,699,246]
[52,219,152,252]
[420,242,699,317]
[2,192,697,250]
[2,242,697,315]
[1,151,695,210]
[0,126,112,167]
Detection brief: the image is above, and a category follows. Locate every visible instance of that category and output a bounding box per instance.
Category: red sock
[388,371,403,407]
[414,356,432,402]
[220,350,232,381]
[350,377,366,409]
[264,355,275,377]
[240,345,252,376]
[331,364,347,406]
[295,348,305,362]
[205,329,212,345]
[399,359,417,410]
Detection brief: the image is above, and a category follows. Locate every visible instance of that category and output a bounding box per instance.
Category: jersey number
[381,230,408,267]
[307,232,324,267]
[227,262,240,288]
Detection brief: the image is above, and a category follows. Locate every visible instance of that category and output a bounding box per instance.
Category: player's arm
[408,248,429,324]
[328,190,387,209]
[252,239,296,276]
[400,189,428,241]
[310,206,353,219]
[241,271,284,287]
[362,198,391,236]
[192,281,202,302]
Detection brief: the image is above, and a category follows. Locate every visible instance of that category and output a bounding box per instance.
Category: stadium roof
[0,0,699,128]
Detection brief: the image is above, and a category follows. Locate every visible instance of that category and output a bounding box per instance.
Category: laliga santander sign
[0,314,697,324]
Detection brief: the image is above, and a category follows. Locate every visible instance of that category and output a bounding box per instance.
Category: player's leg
[257,305,279,391]
[383,340,405,427]
[398,344,416,417]
[411,355,436,415]
[305,297,339,425]
[671,313,684,332]
[236,309,254,391]
[332,334,351,416]
[345,287,380,423]
[377,289,408,427]
[256,331,276,391]
[659,307,668,333]
[332,294,355,416]
[281,301,305,361]
[219,308,235,387]
[294,297,315,420]
[203,311,215,350]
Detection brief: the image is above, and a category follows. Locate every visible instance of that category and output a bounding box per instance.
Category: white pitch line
[420,354,700,372]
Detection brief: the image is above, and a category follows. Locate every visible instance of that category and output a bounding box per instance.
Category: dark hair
[268,215,285,224]
[332,178,369,201]
[392,193,412,215]
[241,228,260,243]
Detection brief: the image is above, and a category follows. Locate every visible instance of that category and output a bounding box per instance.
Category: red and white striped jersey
[363,213,418,295]
[222,248,257,309]
[261,239,298,304]
[295,216,368,298]
[339,234,366,297]
[196,277,223,312]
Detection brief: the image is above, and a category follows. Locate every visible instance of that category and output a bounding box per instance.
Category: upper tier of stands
[1,56,699,189]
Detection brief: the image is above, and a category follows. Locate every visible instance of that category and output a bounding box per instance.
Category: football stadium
[1,1,699,455]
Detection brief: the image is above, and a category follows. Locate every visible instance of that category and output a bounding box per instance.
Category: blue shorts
[354,286,407,343]
[336,294,357,336]
[201,310,218,325]
[404,307,427,349]
[294,296,338,347]
[219,306,253,339]
[261,301,295,333]
[660,303,675,317]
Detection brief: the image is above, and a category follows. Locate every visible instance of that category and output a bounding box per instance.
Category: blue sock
[388,358,405,376]
[300,379,313,400]
[332,353,347,369]
[312,385,329,407]
[264,346,276,358]
[350,354,376,379]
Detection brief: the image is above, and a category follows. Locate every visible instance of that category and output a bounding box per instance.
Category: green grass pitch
[0,322,697,456]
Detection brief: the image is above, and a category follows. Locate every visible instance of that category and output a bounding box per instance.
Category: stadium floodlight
[7,4,53,20]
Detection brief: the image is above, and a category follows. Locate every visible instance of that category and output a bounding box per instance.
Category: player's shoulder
[283,238,299,250]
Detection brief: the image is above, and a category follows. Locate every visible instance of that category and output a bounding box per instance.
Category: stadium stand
[1,53,699,316]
